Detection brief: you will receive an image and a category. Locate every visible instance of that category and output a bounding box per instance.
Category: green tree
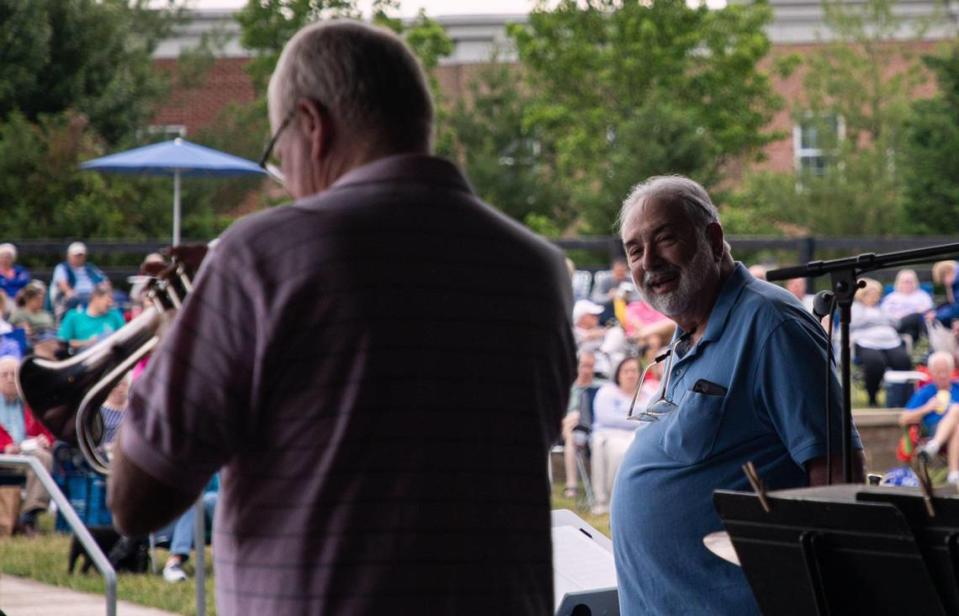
[729,0,929,236]
[901,45,959,234]
[507,0,781,234]
[442,61,566,229]
[0,0,179,145]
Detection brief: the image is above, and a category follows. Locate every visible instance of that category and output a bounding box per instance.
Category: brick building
[152,1,959,173]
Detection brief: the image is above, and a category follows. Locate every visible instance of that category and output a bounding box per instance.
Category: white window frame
[793,113,844,175]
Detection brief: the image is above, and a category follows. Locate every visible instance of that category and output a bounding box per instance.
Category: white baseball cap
[67,241,87,256]
[573,299,605,322]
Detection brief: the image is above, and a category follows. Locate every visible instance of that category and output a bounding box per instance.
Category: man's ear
[299,99,333,162]
[705,222,725,261]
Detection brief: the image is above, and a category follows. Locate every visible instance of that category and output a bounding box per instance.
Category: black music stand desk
[714,485,947,616]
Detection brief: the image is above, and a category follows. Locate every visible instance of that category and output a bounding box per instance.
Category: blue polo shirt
[611,263,861,616]
[905,382,959,432]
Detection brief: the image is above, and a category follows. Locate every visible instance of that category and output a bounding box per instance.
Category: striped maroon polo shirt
[123,154,577,615]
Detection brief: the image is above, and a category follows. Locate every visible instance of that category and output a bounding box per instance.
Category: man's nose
[641,244,660,272]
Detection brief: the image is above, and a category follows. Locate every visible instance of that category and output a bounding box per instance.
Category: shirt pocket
[661,390,727,464]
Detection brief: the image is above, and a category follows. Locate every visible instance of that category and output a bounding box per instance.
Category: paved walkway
[0,575,179,616]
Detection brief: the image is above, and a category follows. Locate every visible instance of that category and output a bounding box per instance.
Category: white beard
[638,243,718,318]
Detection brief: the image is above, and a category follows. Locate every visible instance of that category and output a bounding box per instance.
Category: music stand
[856,486,959,613]
[714,486,947,615]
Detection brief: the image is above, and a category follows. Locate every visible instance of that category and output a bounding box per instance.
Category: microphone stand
[768,242,959,484]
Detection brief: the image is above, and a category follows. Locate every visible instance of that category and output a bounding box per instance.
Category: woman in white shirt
[852,278,912,406]
[590,356,649,514]
[881,269,933,343]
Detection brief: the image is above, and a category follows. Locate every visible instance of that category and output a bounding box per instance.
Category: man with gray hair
[611,175,862,615]
[110,19,575,615]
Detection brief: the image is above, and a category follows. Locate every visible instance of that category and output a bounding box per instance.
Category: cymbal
[703,531,740,566]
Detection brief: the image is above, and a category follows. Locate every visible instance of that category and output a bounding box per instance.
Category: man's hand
[36,435,51,450]
[4,444,19,454]
[108,430,200,536]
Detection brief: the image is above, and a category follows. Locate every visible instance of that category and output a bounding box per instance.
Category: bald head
[0,356,19,401]
[929,351,955,390]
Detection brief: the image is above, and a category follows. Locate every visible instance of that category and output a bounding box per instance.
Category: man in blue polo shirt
[611,175,863,615]
[903,351,959,483]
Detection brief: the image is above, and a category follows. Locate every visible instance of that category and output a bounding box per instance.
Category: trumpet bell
[18,307,162,447]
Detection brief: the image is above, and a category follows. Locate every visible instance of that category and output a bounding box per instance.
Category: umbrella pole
[173,170,181,246]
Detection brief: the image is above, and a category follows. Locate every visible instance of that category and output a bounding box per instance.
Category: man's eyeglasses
[626,331,693,423]
[258,108,296,182]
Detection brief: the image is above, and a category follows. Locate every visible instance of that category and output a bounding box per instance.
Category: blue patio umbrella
[80,137,266,245]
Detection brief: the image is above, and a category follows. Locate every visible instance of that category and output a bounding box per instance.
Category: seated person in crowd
[591,258,629,322]
[881,269,933,343]
[589,356,648,515]
[160,476,219,583]
[561,351,602,499]
[50,242,106,317]
[0,356,54,535]
[99,375,129,448]
[0,243,31,303]
[785,277,816,313]
[0,294,21,360]
[9,282,55,347]
[901,352,959,483]
[932,260,959,326]
[851,278,912,407]
[573,299,608,354]
[57,284,125,351]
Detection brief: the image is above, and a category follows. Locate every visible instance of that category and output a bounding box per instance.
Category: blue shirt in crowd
[611,263,861,616]
[905,382,959,432]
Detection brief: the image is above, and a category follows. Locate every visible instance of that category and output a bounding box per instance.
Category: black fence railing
[8,235,959,287]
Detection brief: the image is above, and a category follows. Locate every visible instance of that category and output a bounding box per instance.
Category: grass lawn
[0,513,215,616]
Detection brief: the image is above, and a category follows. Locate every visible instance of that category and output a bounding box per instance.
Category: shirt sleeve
[57,312,74,341]
[51,264,66,286]
[120,241,258,495]
[753,318,861,467]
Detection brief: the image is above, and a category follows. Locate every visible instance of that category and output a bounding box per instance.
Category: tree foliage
[0,0,178,145]
[507,0,781,234]
[728,0,928,236]
[901,45,959,234]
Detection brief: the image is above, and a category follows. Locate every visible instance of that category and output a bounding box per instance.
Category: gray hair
[0,243,15,260]
[618,175,720,235]
[268,20,434,153]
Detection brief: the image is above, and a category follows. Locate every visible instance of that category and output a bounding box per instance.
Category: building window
[793,114,842,175]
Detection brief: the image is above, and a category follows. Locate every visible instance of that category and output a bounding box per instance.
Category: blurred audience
[785,277,815,313]
[99,376,129,447]
[850,278,912,407]
[902,352,959,484]
[9,282,54,346]
[0,244,31,303]
[50,242,106,317]
[589,356,646,515]
[560,351,602,499]
[160,476,219,583]
[0,356,54,536]
[57,284,124,351]
[573,299,607,352]
[881,269,933,343]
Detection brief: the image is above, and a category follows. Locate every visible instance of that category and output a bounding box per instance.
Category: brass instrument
[17,259,194,475]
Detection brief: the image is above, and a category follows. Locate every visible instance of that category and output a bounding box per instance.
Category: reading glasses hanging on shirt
[627,332,692,423]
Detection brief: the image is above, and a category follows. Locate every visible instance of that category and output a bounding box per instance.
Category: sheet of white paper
[552,525,618,607]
